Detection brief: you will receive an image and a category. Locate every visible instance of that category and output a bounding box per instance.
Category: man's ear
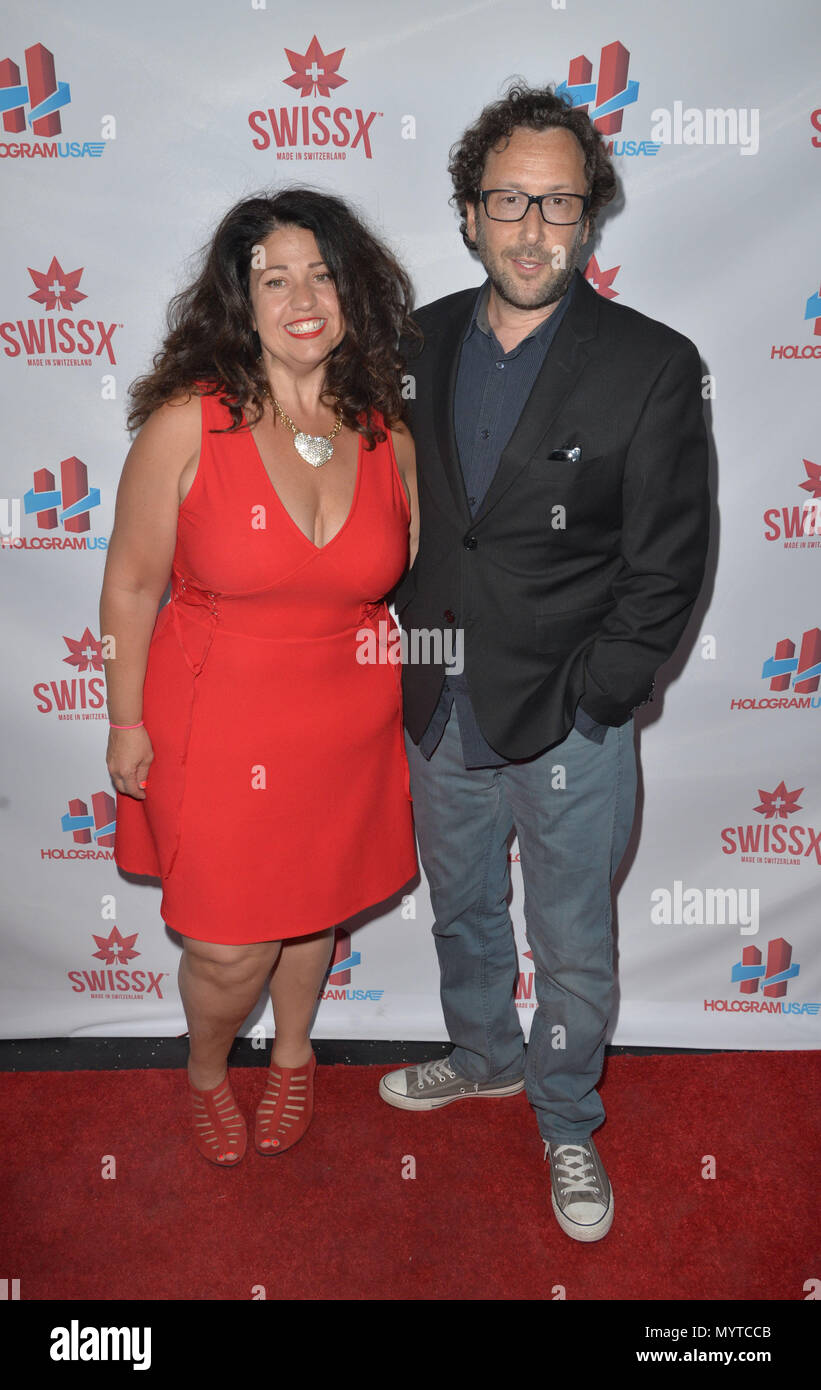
[465,201,478,245]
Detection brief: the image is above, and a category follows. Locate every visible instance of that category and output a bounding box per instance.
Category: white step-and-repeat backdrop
[2,0,819,1047]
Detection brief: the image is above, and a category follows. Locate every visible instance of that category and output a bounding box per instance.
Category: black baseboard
[0,1037,722,1071]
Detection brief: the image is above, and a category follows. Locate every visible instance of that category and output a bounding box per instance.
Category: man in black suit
[379,84,710,1241]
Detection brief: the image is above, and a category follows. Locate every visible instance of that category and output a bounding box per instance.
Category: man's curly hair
[449,81,617,249]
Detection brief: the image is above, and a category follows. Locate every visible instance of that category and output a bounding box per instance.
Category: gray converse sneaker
[379,1056,525,1110]
[545,1138,614,1242]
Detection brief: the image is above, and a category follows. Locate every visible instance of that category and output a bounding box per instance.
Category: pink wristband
[109,720,144,730]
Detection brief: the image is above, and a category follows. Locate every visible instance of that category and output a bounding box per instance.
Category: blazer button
[444,609,455,623]
[463,535,478,550]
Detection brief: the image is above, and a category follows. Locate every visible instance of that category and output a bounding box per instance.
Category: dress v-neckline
[244,411,363,553]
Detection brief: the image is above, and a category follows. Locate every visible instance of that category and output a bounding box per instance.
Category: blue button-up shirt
[419,276,606,765]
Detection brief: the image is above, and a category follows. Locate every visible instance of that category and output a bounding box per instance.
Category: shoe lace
[415,1058,457,1088]
[544,1142,602,1195]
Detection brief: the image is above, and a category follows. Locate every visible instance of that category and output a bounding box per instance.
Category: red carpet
[1,1052,817,1301]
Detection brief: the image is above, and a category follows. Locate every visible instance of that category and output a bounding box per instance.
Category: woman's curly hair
[449,81,617,249]
[127,188,415,448]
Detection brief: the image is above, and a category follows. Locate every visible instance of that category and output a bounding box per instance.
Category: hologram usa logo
[320,928,383,1001]
[25,456,100,532]
[248,35,382,161]
[62,791,116,848]
[732,938,799,998]
[805,285,821,337]
[703,937,819,1017]
[1,454,107,553]
[42,790,116,860]
[327,927,360,985]
[762,628,821,693]
[729,625,821,712]
[0,42,69,133]
[770,283,821,360]
[0,42,105,159]
[556,41,638,134]
[555,41,658,157]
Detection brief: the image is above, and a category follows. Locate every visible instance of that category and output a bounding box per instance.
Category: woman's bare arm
[390,420,419,567]
[100,394,201,798]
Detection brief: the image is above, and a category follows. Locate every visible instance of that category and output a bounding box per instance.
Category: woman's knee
[182,938,281,986]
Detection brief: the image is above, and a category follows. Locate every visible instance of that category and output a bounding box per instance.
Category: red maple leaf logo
[91,926,141,966]
[584,255,620,299]
[283,35,346,99]
[799,458,821,501]
[754,781,803,819]
[28,257,87,312]
[63,627,104,672]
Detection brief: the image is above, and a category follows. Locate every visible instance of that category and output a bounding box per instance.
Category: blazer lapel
[473,270,601,524]
[431,297,474,521]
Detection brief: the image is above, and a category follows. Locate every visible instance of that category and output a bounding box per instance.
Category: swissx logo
[763,456,821,549]
[584,255,620,299]
[67,927,168,1000]
[32,627,109,719]
[720,781,821,867]
[248,35,382,161]
[1,257,121,366]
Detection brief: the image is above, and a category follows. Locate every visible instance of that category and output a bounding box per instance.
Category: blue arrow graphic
[61,489,101,521]
[28,81,71,125]
[24,487,61,514]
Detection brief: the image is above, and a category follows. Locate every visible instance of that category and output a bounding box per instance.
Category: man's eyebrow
[490,183,579,193]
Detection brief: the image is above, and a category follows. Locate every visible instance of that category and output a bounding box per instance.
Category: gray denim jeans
[405,702,638,1144]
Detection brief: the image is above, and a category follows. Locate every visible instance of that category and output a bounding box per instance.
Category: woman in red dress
[100,190,418,1166]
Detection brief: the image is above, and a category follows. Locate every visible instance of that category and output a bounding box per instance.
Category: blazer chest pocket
[525,450,623,531]
[545,445,582,463]
[528,442,623,483]
[526,450,609,490]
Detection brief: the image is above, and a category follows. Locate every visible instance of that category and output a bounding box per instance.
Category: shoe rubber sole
[550,1189,614,1242]
[378,1075,525,1111]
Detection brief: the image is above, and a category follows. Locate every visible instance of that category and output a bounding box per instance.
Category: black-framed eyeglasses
[479,189,590,226]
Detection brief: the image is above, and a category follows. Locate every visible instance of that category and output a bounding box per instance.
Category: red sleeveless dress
[114,392,417,943]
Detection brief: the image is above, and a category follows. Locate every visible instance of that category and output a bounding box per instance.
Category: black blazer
[397,268,710,759]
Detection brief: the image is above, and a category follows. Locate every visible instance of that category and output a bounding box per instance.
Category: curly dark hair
[127,188,415,447]
[449,81,617,249]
